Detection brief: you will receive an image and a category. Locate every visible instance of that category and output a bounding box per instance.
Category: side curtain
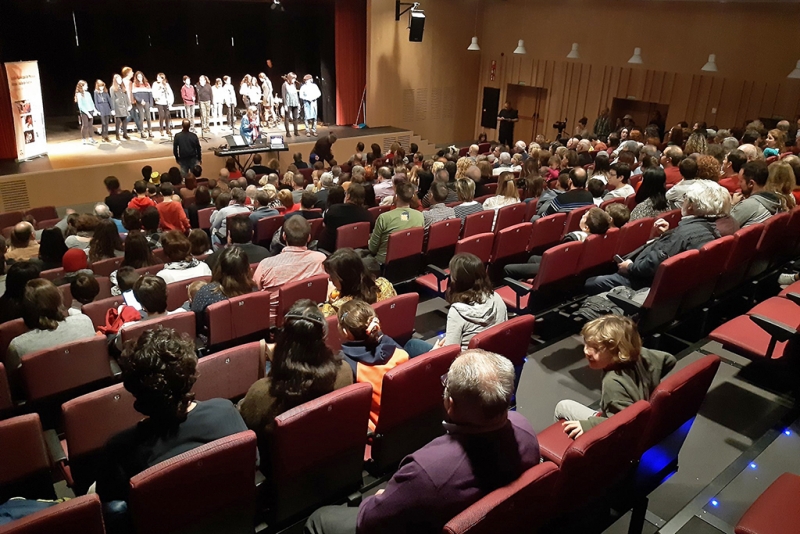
[334,0,367,126]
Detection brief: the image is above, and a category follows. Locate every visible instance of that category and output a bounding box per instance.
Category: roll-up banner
[5,61,48,161]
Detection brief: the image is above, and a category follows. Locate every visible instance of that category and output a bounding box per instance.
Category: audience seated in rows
[156,231,212,284]
[368,182,423,264]
[204,217,269,271]
[319,248,396,317]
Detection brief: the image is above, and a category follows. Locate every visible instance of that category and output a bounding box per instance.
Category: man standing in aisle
[173,119,201,177]
[593,108,611,141]
[497,101,518,148]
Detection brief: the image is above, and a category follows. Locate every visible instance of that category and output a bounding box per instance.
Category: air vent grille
[0,180,30,212]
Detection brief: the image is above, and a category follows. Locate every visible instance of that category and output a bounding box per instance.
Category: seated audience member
[666,156,727,209]
[541,167,593,216]
[96,327,247,506]
[482,172,520,225]
[536,173,568,216]
[730,161,781,228]
[312,172,335,208]
[65,214,99,252]
[766,161,797,210]
[630,168,670,221]
[286,192,323,221]
[556,315,676,439]
[718,150,747,193]
[188,228,212,257]
[422,169,459,207]
[110,231,158,295]
[0,262,41,324]
[368,182,424,264]
[210,187,250,247]
[6,279,96,370]
[191,247,253,330]
[605,203,631,228]
[250,154,270,175]
[7,222,40,262]
[69,272,100,315]
[492,152,515,175]
[187,186,214,229]
[254,216,326,325]
[304,349,539,534]
[156,231,212,284]
[423,182,457,230]
[127,180,157,212]
[278,189,299,214]
[290,172,307,204]
[55,248,94,287]
[588,178,606,206]
[453,178,483,220]
[122,208,142,234]
[505,208,612,280]
[372,167,395,203]
[113,275,179,347]
[104,176,134,219]
[204,216,269,271]
[586,182,728,295]
[180,174,198,203]
[34,228,68,271]
[591,152,612,184]
[337,300,410,430]
[94,202,125,234]
[156,183,190,232]
[141,207,162,249]
[238,300,353,455]
[319,248,396,317]
[250,190,280,224]
[317,184,372,253]
[89,219,125,263]
[660,146,684,187]
[763,128,786,158]
[603,163,635,199]
[0,237,6,295]
[115,266,141,296]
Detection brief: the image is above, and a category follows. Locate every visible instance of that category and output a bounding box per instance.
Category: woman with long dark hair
[630,168,669,221]
[88,219,124,263]
[319,248,396,317]
[93,79,112,143]
[75,80,97,145]
[36,227,69,271]
[121,231,157,269]
[110,74,131,142]
[131,71,153,139]
[191,246,253,323]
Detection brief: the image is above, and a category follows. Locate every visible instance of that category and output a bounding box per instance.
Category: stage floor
[0,121,409,177]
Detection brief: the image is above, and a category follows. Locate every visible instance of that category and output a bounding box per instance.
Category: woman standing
[152,73,174,139]
[212,78,225,129]
[181,76,197,130]
[197,75,213,134]
[222,76,237,131]
[110,74,131,141]
[299,74,321,137]
[258,72,274,126]
[131,71,153,139]
[281,73,300,137]
[239,75,252,110]
[93,80,112,143]
[75,80,97,145]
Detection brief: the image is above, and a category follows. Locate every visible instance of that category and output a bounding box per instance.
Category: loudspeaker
[409,12,425,42]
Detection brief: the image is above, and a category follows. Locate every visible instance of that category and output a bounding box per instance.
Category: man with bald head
[661,146,684,186]
[467,144,480,161]
[576,139,592,167]
[173,118,201,176]
[738,143,761,162]
[542,167,593,215]
[7,222,39,262]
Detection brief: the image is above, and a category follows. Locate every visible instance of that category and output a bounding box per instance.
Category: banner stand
[4,61,48,162]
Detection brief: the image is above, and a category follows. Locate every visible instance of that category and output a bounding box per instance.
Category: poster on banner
[4,61,47,161]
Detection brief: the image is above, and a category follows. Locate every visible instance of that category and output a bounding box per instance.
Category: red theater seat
[681,235,734,312]
[90,256,123,277]
[25,206,58,223]
[562,205,592,236]
[120,312,196,346]
[83,295,125,329]
[0,318,28,364]
[494,203,526,233]
[461,211,494,239]
[747,212,790,279]
[416,233,494,297]
[166,276,212,311]
[467,315,535,367]
[253,215,284,247]
[1,493,105,534]
[425,218,461,255]
[0,413,55,502]
[367,345,460,474]
[383,227,424,284]
[325,315,342,353]
[39,267,64,281]
[713,224,763,297]
[527,213,567,254]
[128,431,257,534]
[193,341,264,402]
[616,217,654,257]
[336,221,370,250]
[197,207,214,230]
[576,228,620,280]
[133,263,165,277]
[0,363,12,412]
[442,462,558,534]
[490,222,532,266]
[734,473,800,534]
[372,293,419,346]
[277,273,329,327]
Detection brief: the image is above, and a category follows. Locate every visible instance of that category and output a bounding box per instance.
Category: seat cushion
[748,297,800,324]
[416,273,448,295]
[778,280,800,298]
[536,421,574,466]
[496,283,531,312]
[735,473,800,534]
[709,316,788,360]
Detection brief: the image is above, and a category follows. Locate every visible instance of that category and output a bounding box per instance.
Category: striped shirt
[254,246,326,325]
[454,201,483,220]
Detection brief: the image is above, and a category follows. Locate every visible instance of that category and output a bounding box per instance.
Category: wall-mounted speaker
[409,11,425,42]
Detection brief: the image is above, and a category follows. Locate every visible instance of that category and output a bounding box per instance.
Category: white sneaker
[778,273,798,286]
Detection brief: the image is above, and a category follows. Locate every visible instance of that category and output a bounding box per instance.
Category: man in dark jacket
[585,182,728,295]
[173,119,201,176]
[204,216,270,271]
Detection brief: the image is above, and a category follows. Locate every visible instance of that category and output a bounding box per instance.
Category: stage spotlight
[271,0,284,12]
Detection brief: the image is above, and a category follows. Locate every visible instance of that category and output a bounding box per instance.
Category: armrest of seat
[607,292,643,315]
[749,315,798,342]
[503,277,532,297]
[536,421,573,467]
[44,429,68,464]
[785,292,800,306]
[428,265,449,293]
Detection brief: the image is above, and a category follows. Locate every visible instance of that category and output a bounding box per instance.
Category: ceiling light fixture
[467,0,480,51]
[567,43,580,59]
[701,54,718,72]
[513,40,526,55]
[628,47,643,64]
[788,60,800,79]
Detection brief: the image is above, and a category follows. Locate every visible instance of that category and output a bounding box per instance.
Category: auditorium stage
[0,124,435,214]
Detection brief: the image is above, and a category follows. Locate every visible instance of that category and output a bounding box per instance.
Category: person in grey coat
[110,74,131,141]
[281,72,300,137]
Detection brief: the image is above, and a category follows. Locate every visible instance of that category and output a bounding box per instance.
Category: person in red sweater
[128,180,157,212]
[660,146,684,187]
[156,182,190,232]
[718,149,747,194]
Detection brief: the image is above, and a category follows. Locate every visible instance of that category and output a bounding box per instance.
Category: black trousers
[100,115,110,138]
[304,506,358,534]
[80,113,93,139]
[226,104,235,129]
[504,255,542,280]
[285,105,299,135]
[115,116,128,139]
[157,104,171,132]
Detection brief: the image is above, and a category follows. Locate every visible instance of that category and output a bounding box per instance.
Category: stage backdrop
[4,61,48,161]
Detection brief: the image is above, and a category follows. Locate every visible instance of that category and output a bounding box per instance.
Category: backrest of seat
[370,345,460,473]
[198,206,214,229]
[228,291,272,339]
[562,205,592,236]
[524,199,539,221]
[83,295,125,329]
[269,383,372,523]
[277,274,329,327]
[782,206,800,257]
[442,462,558,534]
[166,276,212,311]
[58,284,73,308]
[616,217,655,257]
[715,224,764,296]
[25,206,58,223]
[494,203,527,233]
[194,342,263,402]
[385,227,425,263]
[426,219,462,253]
[129,431,257,534]
[599,197,625,210]
[554,401,651,509]
[527,213,567,253]
[467,315,535,367]
[254,215,284,246]
[205,300,233,346]
[91,256,123,277]
[120,312,197,345]
[455,233,494,264]
[577,228,620,274]
[133,264,165,277]
[372,293,419,346]
[461,211,494,239]
[62,383,141,494]
[96,276,113,300]
[681,236,734,311]
[0,414,53,502]
[0,363,11,412]
[368,205,390,223]
[749,212,790,277]
[0,211,23,230]
[491,223,533,263]
[662,209,682,229]
[530,241,584,289]
[309,217,324,241]
[0,318,28,364]
[640,354,722,457]
[1,493,105,534]
[336,222,370,250]
[39,268,64,282]
[625,194,638,212]
[21,336,113,403]
[639,249,699,332]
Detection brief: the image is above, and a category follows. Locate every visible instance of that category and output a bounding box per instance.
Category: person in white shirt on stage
[222,76,237,130]
[152,73,174,139]
[300,74,321,138]
[75,80,98,145]
[282,72,301,138]
[239,75,252,109]
[212,78,225,129]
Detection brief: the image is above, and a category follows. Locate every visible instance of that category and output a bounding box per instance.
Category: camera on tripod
[553,119,567,135]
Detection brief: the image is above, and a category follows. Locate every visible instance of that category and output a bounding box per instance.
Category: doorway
[506,84,548,144]
[610,98,669,139]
